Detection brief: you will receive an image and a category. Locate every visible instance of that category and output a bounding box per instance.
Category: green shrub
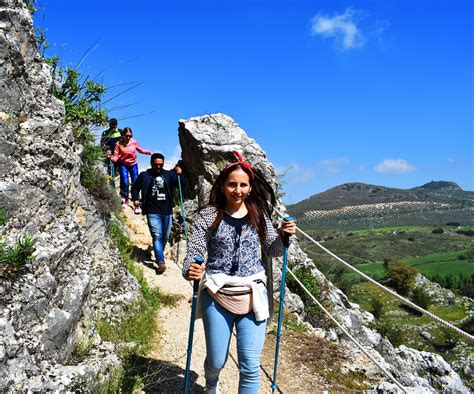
[457,230,474,236]
[283,315,307,332]
[386,261,418,295]
[467,249,474,260]
[0,234,36,279]
[40,39,117,217]
[370,298,384,319]
[315,257,359,294]
[23,0,36,12]
[460,283,474,298]
[410,287,432,311]
[96,295,158,356]
[432,227,444,234]
[80,143,121,216]
[432,328,459,352]
[286,267,332,328]
[374,320,404,347]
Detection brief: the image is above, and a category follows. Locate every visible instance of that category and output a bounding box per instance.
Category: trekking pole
[109,160,116,190]
[271,216,293,393]
[176,174,188,267]
[178,175,188,246]
[184,257,203,394]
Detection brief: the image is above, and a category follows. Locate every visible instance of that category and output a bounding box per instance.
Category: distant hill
[417,180,462,191]
[287,181,474,230]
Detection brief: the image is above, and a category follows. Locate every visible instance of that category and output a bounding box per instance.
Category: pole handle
[193,257,204,292]
[282,216,293,248]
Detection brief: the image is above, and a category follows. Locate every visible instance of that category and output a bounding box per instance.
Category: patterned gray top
[182,206,285,279]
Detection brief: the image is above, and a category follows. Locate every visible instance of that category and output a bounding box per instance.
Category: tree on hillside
[386,261,418,295]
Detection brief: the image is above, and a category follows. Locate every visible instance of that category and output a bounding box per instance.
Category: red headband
[222,150,254,181]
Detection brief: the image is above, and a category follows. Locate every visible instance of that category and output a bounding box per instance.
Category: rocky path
[122,207,331,393]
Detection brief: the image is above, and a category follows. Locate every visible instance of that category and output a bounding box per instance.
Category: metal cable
[272,207,473,342]
[284,263,406,392]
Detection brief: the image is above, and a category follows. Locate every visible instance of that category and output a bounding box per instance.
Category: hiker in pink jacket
[109,127,152,207]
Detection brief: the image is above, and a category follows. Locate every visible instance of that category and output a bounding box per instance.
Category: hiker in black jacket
[132,153,183,274]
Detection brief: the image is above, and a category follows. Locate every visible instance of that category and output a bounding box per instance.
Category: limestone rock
[0,1,140,390]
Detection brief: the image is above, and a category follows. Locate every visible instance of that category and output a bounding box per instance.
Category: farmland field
[299,225,473,269]
[355,250,474,280]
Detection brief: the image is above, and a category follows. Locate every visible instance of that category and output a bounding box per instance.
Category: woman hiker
[109,127,152,208]
[182,151,296,393]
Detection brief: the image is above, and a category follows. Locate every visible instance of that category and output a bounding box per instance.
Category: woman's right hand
[187,261,205,281]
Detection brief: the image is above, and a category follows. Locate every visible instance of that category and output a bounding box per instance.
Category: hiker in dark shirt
[100,118,122,155]
[132,153,183,274]
[100,118,122,179]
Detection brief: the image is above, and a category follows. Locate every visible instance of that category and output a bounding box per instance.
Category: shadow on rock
[124,355,204,393]
[133,245,153,265]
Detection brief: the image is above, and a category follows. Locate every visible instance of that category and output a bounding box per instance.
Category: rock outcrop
[177,113,469,392]
[0,1,139,391]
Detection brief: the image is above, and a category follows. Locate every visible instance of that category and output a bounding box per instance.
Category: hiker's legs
[160,214,172,252]
[201,290,234,389]
[119,164,138,200]
[146,214,167,263]
[129,163,139,186]
[235,313,266,393]
[118,164,129,199]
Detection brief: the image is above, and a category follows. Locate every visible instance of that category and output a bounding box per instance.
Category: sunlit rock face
[0,0,139,391]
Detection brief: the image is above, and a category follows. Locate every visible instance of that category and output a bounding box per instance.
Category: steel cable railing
[272,206,473,342]
[283,261,406,392]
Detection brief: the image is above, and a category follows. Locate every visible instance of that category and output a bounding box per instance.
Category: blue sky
[34,0,473,204]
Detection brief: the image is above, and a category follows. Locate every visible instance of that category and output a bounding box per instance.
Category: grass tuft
[0,210,7,226]
[0,234,36,279]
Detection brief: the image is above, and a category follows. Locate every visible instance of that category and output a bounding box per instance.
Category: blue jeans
[146,214,172,263]
[119,163,139,200]
[201,290,267,393]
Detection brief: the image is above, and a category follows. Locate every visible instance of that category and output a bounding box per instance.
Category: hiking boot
[204,383,220,394]
[122,198,129,209]
[155,263,166,274]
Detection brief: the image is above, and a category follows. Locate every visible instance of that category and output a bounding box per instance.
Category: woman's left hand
[281,218,296,236]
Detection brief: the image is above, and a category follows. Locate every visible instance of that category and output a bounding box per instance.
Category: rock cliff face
[0,1,139,391]
[178,113,468,392]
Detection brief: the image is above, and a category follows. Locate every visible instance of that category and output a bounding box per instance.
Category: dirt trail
[122,207,329,393]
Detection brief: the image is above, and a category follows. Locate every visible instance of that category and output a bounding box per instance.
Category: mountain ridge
[287,181,474,229]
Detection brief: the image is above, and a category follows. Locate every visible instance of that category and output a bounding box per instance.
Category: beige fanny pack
[207,285,253,315]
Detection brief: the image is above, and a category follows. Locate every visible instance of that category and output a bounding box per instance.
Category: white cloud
[374,159,415,174]
[293,169,316,184]
[310,8,365,50]
[316,157,351,175]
